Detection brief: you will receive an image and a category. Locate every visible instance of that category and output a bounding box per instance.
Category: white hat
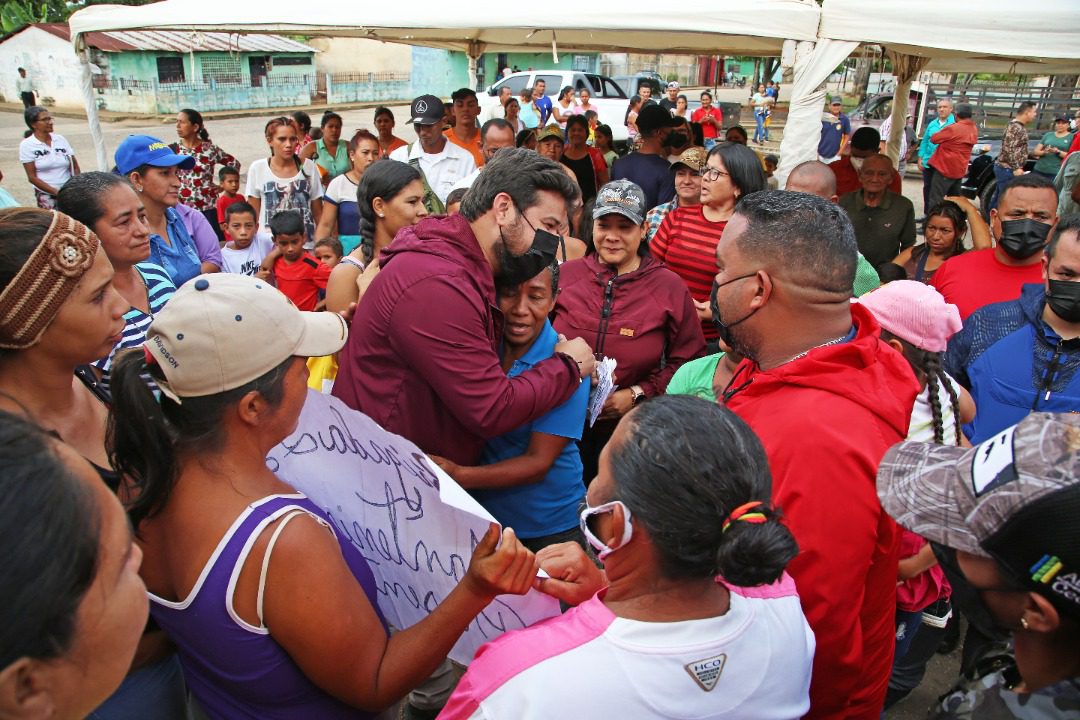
[145,274,347,402]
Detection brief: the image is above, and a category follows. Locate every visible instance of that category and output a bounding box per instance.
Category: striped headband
[0,211,99,349]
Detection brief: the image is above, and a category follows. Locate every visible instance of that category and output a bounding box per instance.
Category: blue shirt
[472,321,589,539]
[818,112,851,158]
[611,152,676,211]
[918,114,956,165]
[149,207,203,287]
[535,95,553,125]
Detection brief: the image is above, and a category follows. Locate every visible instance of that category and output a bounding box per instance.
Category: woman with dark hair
[890,197,991,284]
[315,129,381,253]
[516,127,538,150]
[109,273,537,717]
[18,105,79,208]
[56,172,175,384]
[518,87,540,130]
[324,160,427,312]
[246,117,323,248]
[0,411,147,719]
[300,111,350,183]
[554,180,705,482]
[441,394,813,719]
[173,108,240,237]
[0,207,190,718]
[624,94,642,146]
[504,97,524,133]
[674,94,688,118]
[560,114,609,204]
[651,141,767,345]
[290,110,313,152]
[115,133,222,287]
[373,106,407,159]
[551,85,576,128]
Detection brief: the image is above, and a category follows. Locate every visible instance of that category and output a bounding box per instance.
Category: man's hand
[693,298,712,322]
[599,388,634,420]
[428,454,460,479]
[535,541,606,606]
[555,334,596,379]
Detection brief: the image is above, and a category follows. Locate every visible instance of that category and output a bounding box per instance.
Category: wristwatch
[630,385,646,406]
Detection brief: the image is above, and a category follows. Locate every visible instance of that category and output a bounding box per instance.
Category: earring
[378,213,385,218]
[1021,616,1030,630]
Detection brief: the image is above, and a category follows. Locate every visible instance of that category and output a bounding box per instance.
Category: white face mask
[579,500,633,561]
[849,156,865,172]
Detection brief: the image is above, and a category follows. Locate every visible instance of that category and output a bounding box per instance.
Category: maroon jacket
[552,253,705,398]
[333,214,579,465]
[930,118,979,179]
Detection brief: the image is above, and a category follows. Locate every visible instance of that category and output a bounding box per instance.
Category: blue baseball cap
[115,134,196,175]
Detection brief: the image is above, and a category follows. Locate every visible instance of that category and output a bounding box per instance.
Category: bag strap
[408,146,445,215]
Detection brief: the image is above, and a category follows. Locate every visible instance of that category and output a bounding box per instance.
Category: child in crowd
[594,124,617,171]
[584,110,599,146]
[313,237,343,268]
[764,153,779,190]
[215,166,244,239]
[444,188,467,216]
[269,210,331,311]
[220,201,273,277]
[857,280,974,708]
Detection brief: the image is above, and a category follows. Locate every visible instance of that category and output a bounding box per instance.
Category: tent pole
[77,45,109,171]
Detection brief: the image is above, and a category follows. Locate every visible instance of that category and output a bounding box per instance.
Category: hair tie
[722,501,767,533]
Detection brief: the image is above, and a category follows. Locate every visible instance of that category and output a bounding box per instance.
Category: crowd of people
[1,83,1080,720]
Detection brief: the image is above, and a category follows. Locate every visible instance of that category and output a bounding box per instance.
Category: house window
[157,57,185,84]
[273,56,311,66]
[201,56,243,85]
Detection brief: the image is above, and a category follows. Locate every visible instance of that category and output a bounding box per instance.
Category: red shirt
[691,106,724,139]
[273,252,331,311]
[830,156,903,197]
[930,248,1044,320]
[216,192,247,240]
[650,204,725,339]
[929,118,979,179]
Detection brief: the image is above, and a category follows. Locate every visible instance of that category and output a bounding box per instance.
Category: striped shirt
[650,205,726,339]
[94,262,176,381]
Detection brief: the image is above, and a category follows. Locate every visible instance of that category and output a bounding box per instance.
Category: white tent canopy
[69,0,1080,181]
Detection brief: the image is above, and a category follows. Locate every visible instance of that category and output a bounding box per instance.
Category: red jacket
[830,156,903,197]
[332,214,579,465]
[552,253,705,398]
[723,304,919,720]
[930,118,979,179]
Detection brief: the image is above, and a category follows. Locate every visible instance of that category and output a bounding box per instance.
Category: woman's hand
[944,195,977,215]
[535,542,606,606]
[462,523,538,600]
[693,298,712,321]
[599,388,634,420]
[428,454,460,479]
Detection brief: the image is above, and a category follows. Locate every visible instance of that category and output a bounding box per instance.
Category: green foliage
[1,0,49,33]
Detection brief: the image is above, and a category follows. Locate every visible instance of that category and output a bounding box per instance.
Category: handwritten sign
[266,389,561,664]
[589,357,618,427]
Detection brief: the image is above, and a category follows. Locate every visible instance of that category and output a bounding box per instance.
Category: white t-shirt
[244,158,323,243]
[389,140,477,204]
[908,372,963,443]
[441,574,814,720]
[18,134,75,189]
[221,235,274,276]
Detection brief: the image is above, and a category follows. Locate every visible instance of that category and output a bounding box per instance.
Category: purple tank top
[150,494,383,719]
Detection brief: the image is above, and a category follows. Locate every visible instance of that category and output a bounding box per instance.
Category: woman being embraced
[440,395,814,719]
[108,273,539,718]
[553,179,705,481]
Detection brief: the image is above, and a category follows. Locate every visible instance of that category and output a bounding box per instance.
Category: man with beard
[945,215,1080,444]
[333,149,594,468]
[931,175,1059,320]
[712,190,920,719]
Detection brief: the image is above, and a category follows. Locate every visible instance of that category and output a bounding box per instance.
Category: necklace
[781,331,852,365]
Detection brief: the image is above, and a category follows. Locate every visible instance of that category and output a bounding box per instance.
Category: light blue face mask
[579,500,634,561]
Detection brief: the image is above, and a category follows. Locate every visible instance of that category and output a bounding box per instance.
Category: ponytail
[922,351,963,446]
[108,349,292,527]
[179,108,211,143]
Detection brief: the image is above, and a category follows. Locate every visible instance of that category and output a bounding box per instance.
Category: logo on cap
[415,100,428,114]
[1032,554,1064,584]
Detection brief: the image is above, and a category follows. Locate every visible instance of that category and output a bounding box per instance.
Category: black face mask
[496,226,561,286]
[710,274,758,350]
[1046,278,1080,322]
[663,132,690,151]
[997,218,1051,259]
[932,544,1012,643]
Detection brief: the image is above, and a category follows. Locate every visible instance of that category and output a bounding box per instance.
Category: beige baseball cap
[144,274,347,402]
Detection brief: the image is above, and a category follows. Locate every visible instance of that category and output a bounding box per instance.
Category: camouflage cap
[593,179,647,225]
[877,412,1080,617]
[672,146,708,173]
[536,124,565,144]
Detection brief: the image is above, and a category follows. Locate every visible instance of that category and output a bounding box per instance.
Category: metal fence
[330,70,410,85]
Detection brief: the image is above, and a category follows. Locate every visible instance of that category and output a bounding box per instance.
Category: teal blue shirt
[919,114,955,165]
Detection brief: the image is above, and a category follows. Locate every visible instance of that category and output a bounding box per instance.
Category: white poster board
[265,389,561,664]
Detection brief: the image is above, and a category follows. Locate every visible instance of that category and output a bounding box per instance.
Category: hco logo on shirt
[684,653,726,691]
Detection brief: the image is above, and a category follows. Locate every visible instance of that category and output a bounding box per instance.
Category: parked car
[611,71,665,98]
[960,135,1041,217]
[480,70,632,142]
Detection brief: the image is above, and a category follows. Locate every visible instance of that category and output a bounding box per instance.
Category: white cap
[145,274,347,402]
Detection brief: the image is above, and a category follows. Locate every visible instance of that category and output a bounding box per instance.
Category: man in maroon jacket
[927,103,979,211]
[333,148,594,466]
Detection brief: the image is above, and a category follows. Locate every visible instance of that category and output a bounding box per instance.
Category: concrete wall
[0,27,87,108]
[309,37,411,74]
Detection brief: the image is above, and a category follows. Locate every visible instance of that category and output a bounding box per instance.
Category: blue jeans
[990,164,1015,211]
[754,112,766,143]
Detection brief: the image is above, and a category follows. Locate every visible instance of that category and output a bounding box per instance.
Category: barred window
[273,55,311,66]
[201,56,243,85]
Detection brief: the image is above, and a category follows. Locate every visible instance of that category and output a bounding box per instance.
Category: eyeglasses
[701,167,730,182]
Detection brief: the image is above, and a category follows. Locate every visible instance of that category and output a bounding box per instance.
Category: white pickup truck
[478,70,633,143]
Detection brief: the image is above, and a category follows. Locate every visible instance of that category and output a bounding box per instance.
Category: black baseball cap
[409,94,445,125]
[636,104,681,136]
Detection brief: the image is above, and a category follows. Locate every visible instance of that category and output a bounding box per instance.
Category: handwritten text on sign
[265,389,560,664]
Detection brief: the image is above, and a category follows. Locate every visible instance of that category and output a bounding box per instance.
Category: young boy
[220,201,273,276]
[216,166,245,240]
[764,153,779,190]
[313,237,343,268]
[584,110,599,146]
[444,188,467,216]
[270,210,331,311]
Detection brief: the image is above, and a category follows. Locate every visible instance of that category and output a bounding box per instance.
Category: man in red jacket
[713,190,920,719]
[333,148,595,466]
[927,103,979,211]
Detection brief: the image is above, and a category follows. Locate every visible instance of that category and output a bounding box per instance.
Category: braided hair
[884,331,963,446]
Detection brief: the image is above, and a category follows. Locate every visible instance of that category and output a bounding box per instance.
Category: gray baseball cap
[877,412,1080,619]
[593,179,647,225]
